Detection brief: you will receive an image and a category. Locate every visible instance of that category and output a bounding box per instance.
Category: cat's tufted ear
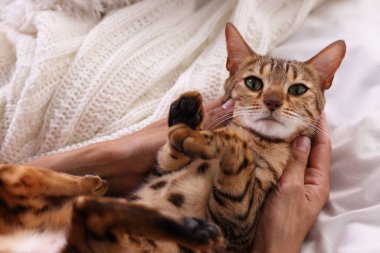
[306,40,346,91]
[225,22,254,75]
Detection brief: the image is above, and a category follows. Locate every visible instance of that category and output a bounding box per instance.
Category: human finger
[280,136,311,184]
[307,112,331,177]
[304,113,331,204]
[313,112,330,145]
[204,97,224,110]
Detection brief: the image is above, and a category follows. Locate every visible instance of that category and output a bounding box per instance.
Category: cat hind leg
[65,196,224,253]
[0,164,108,210]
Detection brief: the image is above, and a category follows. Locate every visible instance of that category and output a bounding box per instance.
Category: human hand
[28,96,234,196]
[251,113,331,253]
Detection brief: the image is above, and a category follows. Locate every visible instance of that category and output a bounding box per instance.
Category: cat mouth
[258,116,284,125]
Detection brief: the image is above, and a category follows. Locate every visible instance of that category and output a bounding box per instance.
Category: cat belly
[136,159,218,218]
[118,235,180,253]
[0,230,66,253]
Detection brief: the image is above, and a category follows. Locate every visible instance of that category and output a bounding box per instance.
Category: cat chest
[244,143,291,188]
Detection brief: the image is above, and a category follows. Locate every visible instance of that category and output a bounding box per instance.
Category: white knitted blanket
[0,0,323,163]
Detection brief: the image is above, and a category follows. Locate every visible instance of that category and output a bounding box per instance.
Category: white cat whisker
[206,112,236,129]
[282,112,328,139]
[207,110,263,129]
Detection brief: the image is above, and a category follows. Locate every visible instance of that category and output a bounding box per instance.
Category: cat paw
[72,196,119,239]
[169,124,195,152]
[67,196,126,249]
[81,175,108,196]
[168,124,213,159]
[168,91,204,130]
[182,217,224,249]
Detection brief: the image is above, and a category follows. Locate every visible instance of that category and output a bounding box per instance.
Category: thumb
[280,136,311,184]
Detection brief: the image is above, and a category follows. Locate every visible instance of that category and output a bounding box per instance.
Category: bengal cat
[0,23,345,253]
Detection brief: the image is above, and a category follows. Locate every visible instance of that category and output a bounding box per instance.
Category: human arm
[27,97,234,196]
[251,113,331,253]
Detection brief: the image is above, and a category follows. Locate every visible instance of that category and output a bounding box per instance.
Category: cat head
[223,22,346,142]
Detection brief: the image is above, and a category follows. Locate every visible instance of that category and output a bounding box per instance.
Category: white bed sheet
[271,0,380,252]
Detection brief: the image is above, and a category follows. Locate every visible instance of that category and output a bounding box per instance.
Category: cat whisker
[281,112,329,139]
[233,109,262,116]
[206,115,234,129]
[287,113,325,137]
[206,111,237,129]
[207,110,263,129]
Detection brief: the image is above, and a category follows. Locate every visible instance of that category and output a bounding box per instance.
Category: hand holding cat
[251,113,331,253]
[27,97,234,196]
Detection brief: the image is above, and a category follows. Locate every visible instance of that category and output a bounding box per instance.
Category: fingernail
[296,136,310,152]
[221,99,234,110]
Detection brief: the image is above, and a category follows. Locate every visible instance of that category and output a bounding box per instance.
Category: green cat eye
[288,84,309,96]
[244,76,263,91]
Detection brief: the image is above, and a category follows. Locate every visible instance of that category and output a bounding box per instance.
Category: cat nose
[264,96,283,111]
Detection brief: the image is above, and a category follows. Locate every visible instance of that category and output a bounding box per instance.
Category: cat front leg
[158,91,206,172]
[65,196,224,253]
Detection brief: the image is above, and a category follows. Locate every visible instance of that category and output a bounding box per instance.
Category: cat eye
[288,84,309,96]
[244,76,263,91]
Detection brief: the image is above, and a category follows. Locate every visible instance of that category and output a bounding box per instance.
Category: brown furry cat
[0,23,345,253]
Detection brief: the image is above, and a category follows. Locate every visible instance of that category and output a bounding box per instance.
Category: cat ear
[306,40,346,90]
[225,22,254,75]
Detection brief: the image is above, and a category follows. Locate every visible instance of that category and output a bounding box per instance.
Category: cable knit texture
[0,0,324,163]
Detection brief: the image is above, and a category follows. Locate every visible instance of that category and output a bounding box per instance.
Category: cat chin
[241,117,299,140]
